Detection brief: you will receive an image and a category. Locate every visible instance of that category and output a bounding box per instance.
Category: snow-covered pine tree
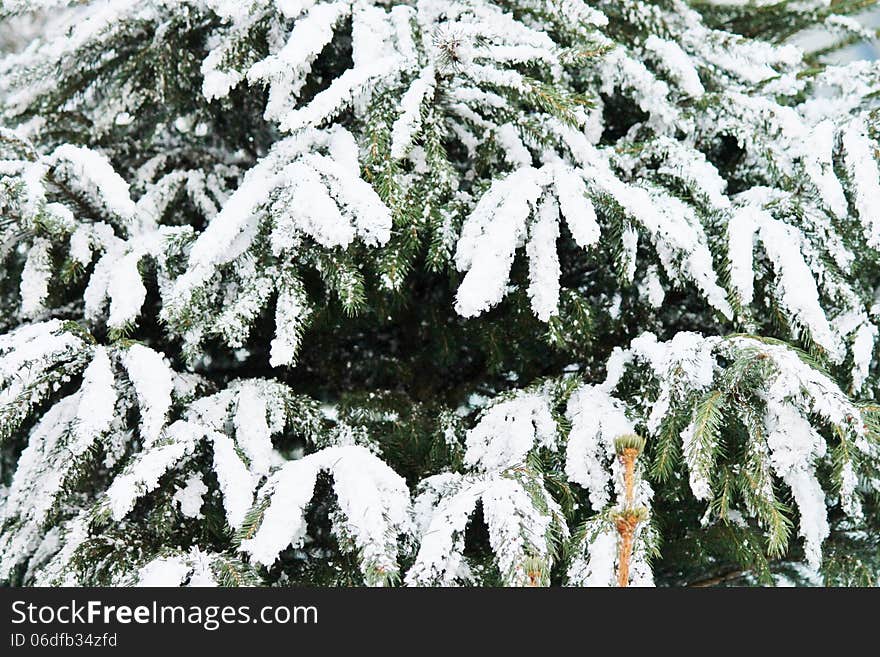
[1,0,879,588]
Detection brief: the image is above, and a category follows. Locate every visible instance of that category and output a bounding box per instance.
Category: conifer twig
[614,434,647,588]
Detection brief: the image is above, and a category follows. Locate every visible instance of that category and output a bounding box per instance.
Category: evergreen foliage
[1,0,880,586]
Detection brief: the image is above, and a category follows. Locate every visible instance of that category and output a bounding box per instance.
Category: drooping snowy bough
[2,0,880,586]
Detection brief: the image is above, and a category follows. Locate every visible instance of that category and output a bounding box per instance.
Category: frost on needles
[1,0,880,587]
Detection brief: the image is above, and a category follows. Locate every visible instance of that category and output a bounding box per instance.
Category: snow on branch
[406,467,567,586]
[239,445,410,585]
[162,126,391,361]
[105,378,322,529]
[602,330,879,567]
